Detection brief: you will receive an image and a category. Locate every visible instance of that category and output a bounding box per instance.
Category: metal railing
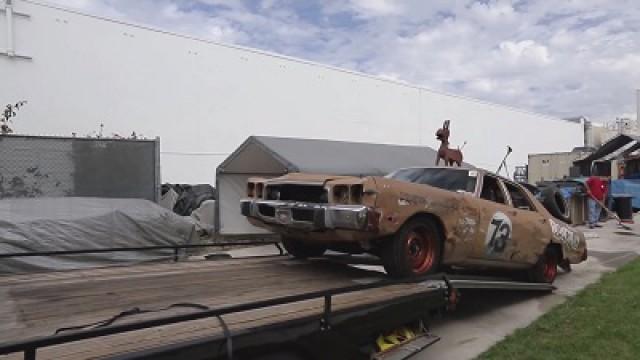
[0,270,453,360]
[0,241,284,261]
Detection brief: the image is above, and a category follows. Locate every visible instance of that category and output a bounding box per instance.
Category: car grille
[257,204,275,217]
[265,184,328,203]
[291,208,315,222]
[255,204,318,224]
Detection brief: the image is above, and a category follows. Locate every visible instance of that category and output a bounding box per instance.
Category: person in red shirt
[586,175,607,228]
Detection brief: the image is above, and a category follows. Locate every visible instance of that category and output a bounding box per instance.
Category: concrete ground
[420,214,640,360]
[219,214,639,359]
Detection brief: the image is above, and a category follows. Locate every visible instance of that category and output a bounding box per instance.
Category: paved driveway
[224,215,639,359]
[419,215,640,359]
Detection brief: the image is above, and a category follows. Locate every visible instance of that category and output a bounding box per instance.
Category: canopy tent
[216,136,471,235]
[574,134,640,175]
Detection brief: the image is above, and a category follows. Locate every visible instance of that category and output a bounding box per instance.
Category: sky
[46,0,640,123]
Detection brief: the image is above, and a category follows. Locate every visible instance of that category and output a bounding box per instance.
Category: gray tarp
[0,197,197,274]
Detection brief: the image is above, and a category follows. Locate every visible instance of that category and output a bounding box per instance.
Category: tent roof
[574,134,640,165]
[218,136,471,176]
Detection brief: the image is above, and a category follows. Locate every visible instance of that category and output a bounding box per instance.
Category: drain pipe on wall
[5,0,14,57]
[2,0,30,59]
[636,89,639,125]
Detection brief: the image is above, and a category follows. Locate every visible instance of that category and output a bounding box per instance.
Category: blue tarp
[559,187,574,200]
[610,179,640,209]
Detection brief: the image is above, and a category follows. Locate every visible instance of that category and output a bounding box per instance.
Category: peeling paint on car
[550,218,582,251]
[454,216,477,243]
[243,167,587,270]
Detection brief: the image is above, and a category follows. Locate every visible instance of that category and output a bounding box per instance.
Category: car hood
[264,173,366,185]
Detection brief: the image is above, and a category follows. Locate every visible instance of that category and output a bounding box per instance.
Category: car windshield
[386,168,477,193]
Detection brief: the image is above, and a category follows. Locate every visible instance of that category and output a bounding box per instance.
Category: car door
[471,174,518,262]
[501,180,549,264]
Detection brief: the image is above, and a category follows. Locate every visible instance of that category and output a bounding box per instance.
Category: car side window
[504,182,535,211]
[480,176,507,204]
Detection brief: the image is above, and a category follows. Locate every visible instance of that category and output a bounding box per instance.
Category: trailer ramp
[0,255,555,360]
[448,277,555,291]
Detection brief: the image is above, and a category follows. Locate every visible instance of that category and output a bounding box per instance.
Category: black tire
[281,237,327,259]
[528,246,559,283]
[381,217,443,278]
[541,186,571,223]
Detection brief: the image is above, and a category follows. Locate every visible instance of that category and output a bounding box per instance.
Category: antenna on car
[496,146,513,178]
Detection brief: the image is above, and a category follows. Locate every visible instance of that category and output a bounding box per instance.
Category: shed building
[574,134,640,177]
[216,136,471,235]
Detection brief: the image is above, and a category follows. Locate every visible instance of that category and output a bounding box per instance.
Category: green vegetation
[479,258,640,359]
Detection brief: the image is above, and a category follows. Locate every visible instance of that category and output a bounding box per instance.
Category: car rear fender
[548,218,587,263]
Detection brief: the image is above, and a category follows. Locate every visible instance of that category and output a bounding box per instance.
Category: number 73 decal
[485,212,512,255]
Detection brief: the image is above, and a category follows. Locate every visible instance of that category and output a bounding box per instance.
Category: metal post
[24,348,36,360]
[320,295,332,331]
[154,137,161,203]
[275,242,284,256]
[5,0,15,57]
[496,146,513,178]
[636,89,640,126]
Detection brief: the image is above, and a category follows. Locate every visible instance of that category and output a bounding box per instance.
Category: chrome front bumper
[240,199,377,231]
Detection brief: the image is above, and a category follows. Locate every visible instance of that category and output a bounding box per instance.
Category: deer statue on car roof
[435,120,463,167]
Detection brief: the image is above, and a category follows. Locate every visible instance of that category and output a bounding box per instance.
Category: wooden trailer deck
[0,256,445,360]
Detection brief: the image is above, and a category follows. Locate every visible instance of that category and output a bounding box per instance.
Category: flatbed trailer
[0,252,554,360]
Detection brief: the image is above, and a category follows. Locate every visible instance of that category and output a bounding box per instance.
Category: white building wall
[2,0,583,184]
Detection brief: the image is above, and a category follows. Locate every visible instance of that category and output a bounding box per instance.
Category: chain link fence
[0,135,160,201]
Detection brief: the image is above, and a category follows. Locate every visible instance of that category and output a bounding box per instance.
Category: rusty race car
[240,167,587,282]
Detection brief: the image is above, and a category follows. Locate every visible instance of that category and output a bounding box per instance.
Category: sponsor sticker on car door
[485,212,513,256]
[549,218,580,251]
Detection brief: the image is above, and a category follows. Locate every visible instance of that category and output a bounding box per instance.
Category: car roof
[392,166,474,172]
[391,166,486,175]
[393,166,523,185]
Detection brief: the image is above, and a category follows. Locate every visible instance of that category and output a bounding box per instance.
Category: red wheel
[382,218,442,278]
[406,229,437,274]
[542,254,558,283]
[529,246,559,283]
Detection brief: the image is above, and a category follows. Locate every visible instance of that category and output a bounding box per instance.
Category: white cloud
[497,40,552,66]
[43,0,640,122]
[468,0,517,24]
[593,54,640,74]
[467,78,496,93]
[347,0,403,17]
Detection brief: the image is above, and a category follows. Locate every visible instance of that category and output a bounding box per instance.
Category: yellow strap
[376,327,418,352]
